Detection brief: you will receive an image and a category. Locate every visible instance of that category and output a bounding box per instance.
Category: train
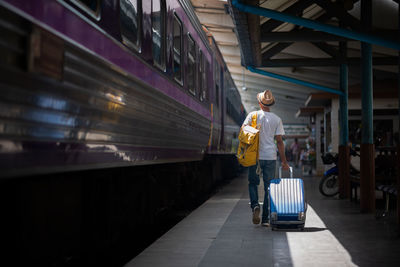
[0,0,245,177]
[0,0,246,265]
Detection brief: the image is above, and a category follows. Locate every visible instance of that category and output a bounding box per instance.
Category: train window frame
[198,49,203,101]
[61,0,101,20]
[151,0,166,71]
[214,60,220,107]
[120,0,142,52]
[187,33,196,96]
[172,13,183,85]
[202,59,209,102]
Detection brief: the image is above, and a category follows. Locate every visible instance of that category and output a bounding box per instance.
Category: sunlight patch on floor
[286,205,357,267]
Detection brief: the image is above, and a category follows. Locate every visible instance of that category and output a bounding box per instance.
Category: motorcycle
[319,149,360,197]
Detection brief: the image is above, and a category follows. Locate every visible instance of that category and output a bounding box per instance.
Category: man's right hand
[281,161,290,171]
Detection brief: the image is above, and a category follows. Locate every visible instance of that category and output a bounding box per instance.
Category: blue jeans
[248,160,276,223]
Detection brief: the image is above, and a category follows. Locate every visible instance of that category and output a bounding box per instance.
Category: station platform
[125,168,400,267]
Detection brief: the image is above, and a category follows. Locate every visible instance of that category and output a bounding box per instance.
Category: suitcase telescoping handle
[279,166,293,178]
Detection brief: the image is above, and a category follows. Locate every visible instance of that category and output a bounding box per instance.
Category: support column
[316,112,324,176]
[331,99,339,154]
[338,37,350,198]
[324,110,330,154]
[339,64,350,198]
[247,0,261,66]
[397,1,400,230]
[360,0,375,213]
[398,145,400,228]
[339,146,350,198]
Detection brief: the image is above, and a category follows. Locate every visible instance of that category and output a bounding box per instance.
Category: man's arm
[275,135,290,170]
[241,112,253,128]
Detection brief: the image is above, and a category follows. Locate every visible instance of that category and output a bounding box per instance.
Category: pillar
[338,37,350,198]
[331,99,339,154]
[397,0,400,230]
[324,110,330,155]
[360,0,375,213]
[316,112,324,176]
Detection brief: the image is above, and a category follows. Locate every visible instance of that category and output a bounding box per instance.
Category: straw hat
[257,90,275,107]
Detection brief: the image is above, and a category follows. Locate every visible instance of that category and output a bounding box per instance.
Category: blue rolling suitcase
[269,167,306,230]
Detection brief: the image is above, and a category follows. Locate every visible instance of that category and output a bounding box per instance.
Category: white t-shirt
[242,110,285,160]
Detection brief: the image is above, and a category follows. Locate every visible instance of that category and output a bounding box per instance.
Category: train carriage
[0,1,247,265]
[0,0,245,177]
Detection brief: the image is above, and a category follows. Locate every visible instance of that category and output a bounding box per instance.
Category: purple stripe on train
[2,0,211,119]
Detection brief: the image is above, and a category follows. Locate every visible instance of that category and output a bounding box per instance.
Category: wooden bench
[350,147,398,218]
[350,178,397,218]
[375,184,398,218]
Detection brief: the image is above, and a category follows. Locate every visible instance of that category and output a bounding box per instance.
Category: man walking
[241,90,289,226]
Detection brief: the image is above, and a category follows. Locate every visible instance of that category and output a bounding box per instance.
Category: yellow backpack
[237,113,259,167]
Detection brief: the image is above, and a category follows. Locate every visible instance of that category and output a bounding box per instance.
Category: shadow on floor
[303,174,400,266]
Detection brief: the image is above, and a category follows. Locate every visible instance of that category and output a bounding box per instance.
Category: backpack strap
[251,112,260,166]
[251,112,257,128]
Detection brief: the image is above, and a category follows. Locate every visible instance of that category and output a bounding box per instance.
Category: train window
[60,0,101,19]
[214,61,220,107]
[202,60,209,101]
[173,14,183,83]
[120,0,142,51]
[198,50,203,101]
[152,0,166,70]
[187,34,196,96]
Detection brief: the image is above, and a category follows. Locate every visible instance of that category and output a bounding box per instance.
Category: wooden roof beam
[247,0,261,66]
[260,0,316,34]
[260,30,349,42]
[261,42,293,61]
[314,0,361,30]
[311,42,341,58]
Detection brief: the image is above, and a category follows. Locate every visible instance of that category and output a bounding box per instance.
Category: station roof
[190,0,399,122]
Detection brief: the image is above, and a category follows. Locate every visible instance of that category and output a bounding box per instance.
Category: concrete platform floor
[125,167,400,267]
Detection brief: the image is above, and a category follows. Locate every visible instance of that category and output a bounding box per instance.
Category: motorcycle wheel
[319,174,339,197]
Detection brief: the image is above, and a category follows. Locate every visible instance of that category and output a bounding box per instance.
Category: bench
[376,184,398,218]
[350,146,397,218]
[350,178,397,218]
[375,147,398,218]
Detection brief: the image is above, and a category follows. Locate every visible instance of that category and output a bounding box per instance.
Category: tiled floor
[125,168,400,267]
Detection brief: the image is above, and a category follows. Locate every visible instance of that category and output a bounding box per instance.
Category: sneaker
[252,206,260,224]
[261,222,270,227]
